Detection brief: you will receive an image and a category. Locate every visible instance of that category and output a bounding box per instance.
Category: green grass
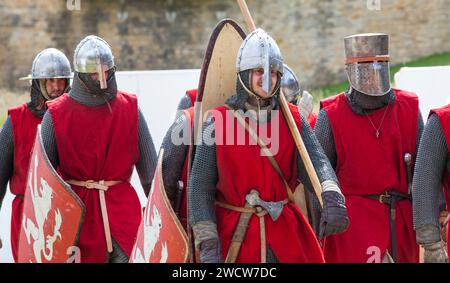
[0,114,5,127]
[310,52,450,107]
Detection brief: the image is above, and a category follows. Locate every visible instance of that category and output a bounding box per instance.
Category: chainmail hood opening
[346,86,395,115]
[69,67,117,107]
[227,69,280,119]
[27,78,70,118]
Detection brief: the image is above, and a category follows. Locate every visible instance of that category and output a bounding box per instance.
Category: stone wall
[0,0,449,91]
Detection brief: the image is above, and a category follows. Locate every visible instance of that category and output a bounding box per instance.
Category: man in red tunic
[161,71,319,230]
[412,106,450,262]
[160,103,195,231]
[0,48,71,261]
[187,28,349,263]
[161,88,197,229]
[40,35,157,263]
[315,33,423,263]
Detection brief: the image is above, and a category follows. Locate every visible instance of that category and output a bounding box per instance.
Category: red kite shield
[18,125,85,263]
[130,149,189,263]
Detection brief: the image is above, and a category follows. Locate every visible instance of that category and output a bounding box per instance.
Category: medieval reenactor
[162,68,318,228]
[160,100,195,230]
[40,35,157,263]
[412,106,450,263]
[280,64,317,128]
[0,48,71,261]
[315,33,423,263]
[187,28,349,263]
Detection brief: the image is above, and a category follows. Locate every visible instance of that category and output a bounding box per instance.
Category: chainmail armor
[69,71,117,107]
[176,94,193,110]
[188,114,218,225]
[189,67,340,261]
[296,114,340,235]
[315,90,424,170]
[41,112,59,168]
[27,79,70,118]
[413,114,449,240]
[347,88,395,115]
[41,105,157,195]
[135,109,158,196]
[0,116,14,210]
[161,113,190,203]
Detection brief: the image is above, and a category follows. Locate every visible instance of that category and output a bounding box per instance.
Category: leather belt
[360,189,411,262]
[67,179,122,253]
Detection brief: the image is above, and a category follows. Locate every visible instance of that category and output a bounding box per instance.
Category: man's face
[88,69,110,86]
[251,68,278,98]
[45,78,67,99]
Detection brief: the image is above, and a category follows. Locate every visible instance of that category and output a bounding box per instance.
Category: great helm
[344,33,391,96]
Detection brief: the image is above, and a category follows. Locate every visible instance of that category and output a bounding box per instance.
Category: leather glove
[423,241,448,263]
[297,90,314,119]
[319,190,349,239]
[439,210,448,242]
[192,220,223,263]
[199,238,223,263]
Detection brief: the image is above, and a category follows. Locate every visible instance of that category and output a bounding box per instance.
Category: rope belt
[67,179,122,253]
[216,198,289,263]
[360,189,411,262]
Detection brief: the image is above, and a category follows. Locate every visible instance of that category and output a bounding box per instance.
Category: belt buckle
[379,191,391,204]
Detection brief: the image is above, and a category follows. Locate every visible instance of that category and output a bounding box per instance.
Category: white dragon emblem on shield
[131,187,168,263]
[22,154,62,263]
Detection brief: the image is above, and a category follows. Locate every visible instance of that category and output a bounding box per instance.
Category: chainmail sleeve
[176,94,193,110]
[413,114,448,235]
[413,111,446,211]
[161,113,189,203]
[416,110,424,154]
[135,107,157,197]
[297,114,338,185]
[0,116,14,209]
[41,111,59,169]
[188,115,218,225]
[297,113,339,234]
[314,108,337,169]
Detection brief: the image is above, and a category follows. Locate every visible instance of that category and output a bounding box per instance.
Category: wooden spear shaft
[237,0,256,31]
[236,0,323,207]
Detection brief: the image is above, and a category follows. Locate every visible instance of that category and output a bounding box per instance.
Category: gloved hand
[192,220,223,263]
[423,241,448,263]
[199,238,223,263]
[439,210,448,242]
[297,90,314,119]
[319,190,349,239]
